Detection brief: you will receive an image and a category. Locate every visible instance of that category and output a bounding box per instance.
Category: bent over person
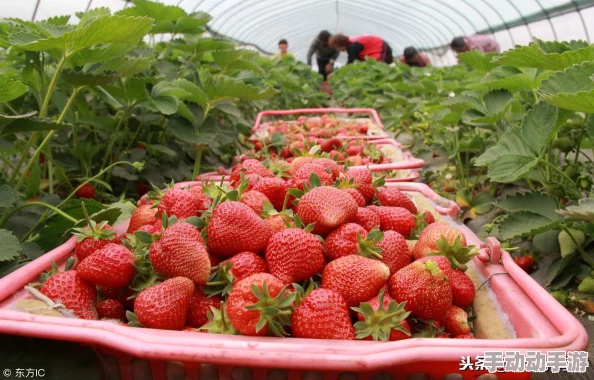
[307,30,340,80]
[329,34,393,64]
[399,47,430,67]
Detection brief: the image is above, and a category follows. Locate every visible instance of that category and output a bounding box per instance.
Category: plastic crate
[252,107,390,139]
[0,182,587,380]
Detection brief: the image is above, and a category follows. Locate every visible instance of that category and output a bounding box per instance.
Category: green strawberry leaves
[493,39,594,71]
[245,282,296,337]
[351,290,410,341]
[538,61,594,113]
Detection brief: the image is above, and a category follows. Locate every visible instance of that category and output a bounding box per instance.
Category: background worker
[307,30,339,80]
[329,34,393,64]
[451,35,500,54]
[399,47,430,67]
[273,39,294,59]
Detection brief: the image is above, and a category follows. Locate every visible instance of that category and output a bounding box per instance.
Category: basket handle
[252,108,384,132]
[477,237,502,265]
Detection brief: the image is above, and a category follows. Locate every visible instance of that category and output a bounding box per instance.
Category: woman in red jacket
[329,34,393,64]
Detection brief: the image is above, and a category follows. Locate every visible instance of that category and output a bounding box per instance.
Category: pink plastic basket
[0,181,587,380]
[252,108,390,139]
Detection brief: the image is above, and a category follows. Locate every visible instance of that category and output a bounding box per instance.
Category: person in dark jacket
[329,34,393,64]
[307,30,339,80]
[399,46,430,67]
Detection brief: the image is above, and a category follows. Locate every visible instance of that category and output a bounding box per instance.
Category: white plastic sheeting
[2,0,593,66]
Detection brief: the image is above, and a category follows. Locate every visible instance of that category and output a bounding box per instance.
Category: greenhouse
[0,0,593,379]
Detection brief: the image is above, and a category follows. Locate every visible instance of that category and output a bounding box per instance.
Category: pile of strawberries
[245,115,391,166]
[35,150,478,341]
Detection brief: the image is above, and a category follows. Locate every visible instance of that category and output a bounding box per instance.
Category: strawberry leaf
[498,210,560,240]
[0,228,21,263]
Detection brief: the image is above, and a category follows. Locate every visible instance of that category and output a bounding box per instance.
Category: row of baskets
[0,108,588,380]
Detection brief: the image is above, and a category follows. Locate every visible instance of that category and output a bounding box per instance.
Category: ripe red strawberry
[345,169,375,203]
[322,255,390,307]
[296,186,358,236]
[240,190,270,216]
[137,183,151,196]
[77,243,135,289]
[377,188,418,214]
[226,273,292,336]
[374,231,412,274]
[266,228,325,284]
[127,204,158,233]
[188,187,212,212]
[73,222,118,261]
[292,162,334,189]
[352,290,411,341]
[76,184,96,199]
[368,206,415,237]
[41,271,98,320]
[291,288,355,340]
[415,256,475,309]
[423,211,436,224]
[133,277,195,330]
[343,188,366,207]
[354,207,381,232]
[265,214,290,234]
[323,223,368,261]
[252,177,289,210]
[229,159,274,186]
[97,299,126,320]
[320,137,341,153]
[329,150,345,162]
[151,222,210,285]
[137,223,160,235]
[313,158,342,179]
[389,259,452,321]
[513,255,535,273]
[158,188,205,219]
[412,223,472,268]
[207,201,273,258]
[289,156,315,174]
[186,287,222,328]
[98,285,123,300]
[221,251,268,281]
[442,305,470,337]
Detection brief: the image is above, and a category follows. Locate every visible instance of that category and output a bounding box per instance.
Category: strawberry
[73,217,118,262]
[229,159,274,186]
[252,177,289,211]
[221,251,268,281]
[240,190,270,216]
[352,290,411,341]
[266,214,290,233]
[442,305,470,337]
[133,277,195,330]
[207,201,273,258]
[127,204,158,233]
[412,222,474,269]
[289,156,315,174]
[98,285,123,300]
[158,188,205,220]
[292,162,334,189]
[321,255,390,307]
[368,206,415,237]
[320,137,341,153]
[454,334,475,339]
[137,223,160,235]
[41,271,98,320]
[136,183,151,196]
[377,188,418,214]
[76,184,96,199]
[186,287,222,328]
[323,223,369,261]
[291,288,355,340]
[423,211,436,224]
[513,255,535,273]
[415,256,475,309]
[329,150,345,162]
[374,230,412,274]
[150,223,211,285]
[343,188,366,207]
[559,229,585,257]
[354,207,381,232]
[406,240,417,252]
[77,243,135,289]
[296,186,358,236]
[266,228,325,284]
[389,259,452,321]
[313,158,342,179]
[97,299,126,320]
[345,167,372,184]
[577,277,594,294]
[226,273,293,336]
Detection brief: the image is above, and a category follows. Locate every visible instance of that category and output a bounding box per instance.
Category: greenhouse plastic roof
[4,0,594,66]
